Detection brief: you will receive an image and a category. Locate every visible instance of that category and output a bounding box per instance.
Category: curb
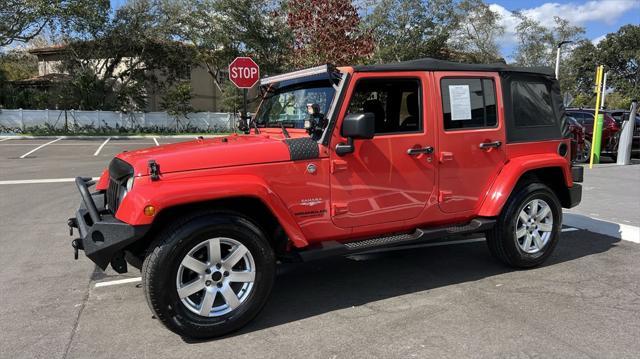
[563,213,640,244]
[0,135,228,140]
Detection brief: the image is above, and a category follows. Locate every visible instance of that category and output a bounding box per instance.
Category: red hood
[116,134,293,176]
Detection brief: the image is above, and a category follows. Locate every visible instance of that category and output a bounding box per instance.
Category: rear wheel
[142,212,275,339]
[486,183,561,268]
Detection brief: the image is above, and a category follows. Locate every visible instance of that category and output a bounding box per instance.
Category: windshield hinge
[148,160,160,181]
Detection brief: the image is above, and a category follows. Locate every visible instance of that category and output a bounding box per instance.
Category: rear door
[435,72,506,213]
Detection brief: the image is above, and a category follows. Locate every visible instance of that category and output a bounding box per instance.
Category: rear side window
[502,73,564,142]
[441,78,497,130]
[512,81,555,127]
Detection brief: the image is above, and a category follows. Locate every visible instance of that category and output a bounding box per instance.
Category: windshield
[255,81,336,129]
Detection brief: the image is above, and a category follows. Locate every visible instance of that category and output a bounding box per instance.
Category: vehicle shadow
[184,230,621,342]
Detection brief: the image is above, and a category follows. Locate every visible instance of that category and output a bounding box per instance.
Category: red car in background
[566,109,620,161]
[567,116,589,163]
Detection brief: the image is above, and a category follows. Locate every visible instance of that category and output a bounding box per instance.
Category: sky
[109,0,639,59]
[488,0,640,59]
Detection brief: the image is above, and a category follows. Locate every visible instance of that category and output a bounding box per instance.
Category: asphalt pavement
[0,137,639,358]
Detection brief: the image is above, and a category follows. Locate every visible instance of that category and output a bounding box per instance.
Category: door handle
[407,146,434,155]
[479,141,502,149]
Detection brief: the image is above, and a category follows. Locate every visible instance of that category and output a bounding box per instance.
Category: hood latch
[148,160,160,181]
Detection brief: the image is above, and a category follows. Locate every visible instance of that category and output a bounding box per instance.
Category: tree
[512,14,584,67]
[561,40,597,104]
[448,0,504,63]
[161,81,193,129]
[0,0,110,47]
[597,24,639,108]
[365,0,456,63]
[287,0,373,67]
[58,0,198,111]
[561,25,638,109]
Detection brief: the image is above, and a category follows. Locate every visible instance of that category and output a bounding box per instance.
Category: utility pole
[555,40,574,79]
[600,72,608,109]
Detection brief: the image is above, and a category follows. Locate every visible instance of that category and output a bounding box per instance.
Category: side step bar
[297,218,495,261]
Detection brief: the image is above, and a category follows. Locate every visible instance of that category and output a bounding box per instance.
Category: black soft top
[354,58,554,77]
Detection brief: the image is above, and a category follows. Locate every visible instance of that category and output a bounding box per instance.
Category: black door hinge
[148,160,160,181]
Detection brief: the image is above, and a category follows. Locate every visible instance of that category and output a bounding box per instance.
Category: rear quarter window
[501,73,565,142]
[512,81,555,127]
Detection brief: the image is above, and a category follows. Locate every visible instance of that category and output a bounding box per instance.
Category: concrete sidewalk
[565,161,640,228]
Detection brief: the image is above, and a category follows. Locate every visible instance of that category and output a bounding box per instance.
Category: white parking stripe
[564,213,640,244]
[0,138,11,142]
[94,277,141,288]
[93,137,111,156]
[19,137,63,158]
[0,177,99,185]
[153,137,159,146]
[562,227,578,232]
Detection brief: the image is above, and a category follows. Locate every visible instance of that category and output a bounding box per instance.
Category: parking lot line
[0,177,99,185]
[19,137,63,158]
[94,277,141,288]
[0,138,11,142]
[153,137,159,146]
[93,137,111,156]
[562,227,578,232]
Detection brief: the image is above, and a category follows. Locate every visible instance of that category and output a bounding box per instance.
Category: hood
[117,135,297,176]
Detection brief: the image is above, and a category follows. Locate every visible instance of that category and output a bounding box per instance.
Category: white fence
[0,109,237,132]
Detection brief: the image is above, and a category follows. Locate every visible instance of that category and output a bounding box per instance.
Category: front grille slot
[106,178,122,213]
[105,158,134,214]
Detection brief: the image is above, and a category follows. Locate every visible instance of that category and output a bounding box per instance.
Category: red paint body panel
[478,147,572,217]
[433,72,507,213]
[116,134,294,177]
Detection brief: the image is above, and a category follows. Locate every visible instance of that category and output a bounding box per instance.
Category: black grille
[105,158,134,214]
[106,178,123,213]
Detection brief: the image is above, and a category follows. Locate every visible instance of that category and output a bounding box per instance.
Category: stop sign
[228,57,260,89]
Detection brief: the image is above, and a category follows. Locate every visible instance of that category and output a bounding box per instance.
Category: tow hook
[67,217,78,236]
[71,239,83,260]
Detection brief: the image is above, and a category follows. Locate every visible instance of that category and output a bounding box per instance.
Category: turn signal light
[144,205,156,217]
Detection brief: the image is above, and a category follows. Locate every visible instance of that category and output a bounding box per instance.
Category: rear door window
[441,78,497,130]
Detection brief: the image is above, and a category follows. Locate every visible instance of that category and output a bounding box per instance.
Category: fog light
[144,205,156,217]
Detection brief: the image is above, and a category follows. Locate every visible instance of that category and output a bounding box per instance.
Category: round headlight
[126,176,135,191]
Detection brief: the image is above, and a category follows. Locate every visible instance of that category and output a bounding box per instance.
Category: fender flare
[115,174,309,248]
[478,154,572,217]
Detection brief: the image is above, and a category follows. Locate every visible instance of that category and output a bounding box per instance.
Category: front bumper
[68,177,149,272]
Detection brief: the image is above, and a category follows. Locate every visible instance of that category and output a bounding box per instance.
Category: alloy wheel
[176,237,256,317]
[515,199,554,254]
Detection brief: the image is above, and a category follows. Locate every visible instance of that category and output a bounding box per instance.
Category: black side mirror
[342,113,375,139]
[336,113,375,156]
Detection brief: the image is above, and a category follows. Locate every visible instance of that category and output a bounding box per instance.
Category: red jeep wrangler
[68,58,583,338]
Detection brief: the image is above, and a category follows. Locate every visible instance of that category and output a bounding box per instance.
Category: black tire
[485,183,562,268]
[142,211,275,339]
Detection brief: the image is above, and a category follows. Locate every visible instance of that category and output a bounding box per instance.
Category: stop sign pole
[228,57,260,130]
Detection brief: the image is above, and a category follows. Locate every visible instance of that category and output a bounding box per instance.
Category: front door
[329,72,436,228]
[435,72,507,213]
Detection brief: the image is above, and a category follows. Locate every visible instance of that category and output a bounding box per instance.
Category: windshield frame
[254,69,347,142]
[254,80,336,129]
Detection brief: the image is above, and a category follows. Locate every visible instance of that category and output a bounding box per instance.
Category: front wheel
[486,183,561,268]
[575,139,591,163]
[142,212,275,339]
